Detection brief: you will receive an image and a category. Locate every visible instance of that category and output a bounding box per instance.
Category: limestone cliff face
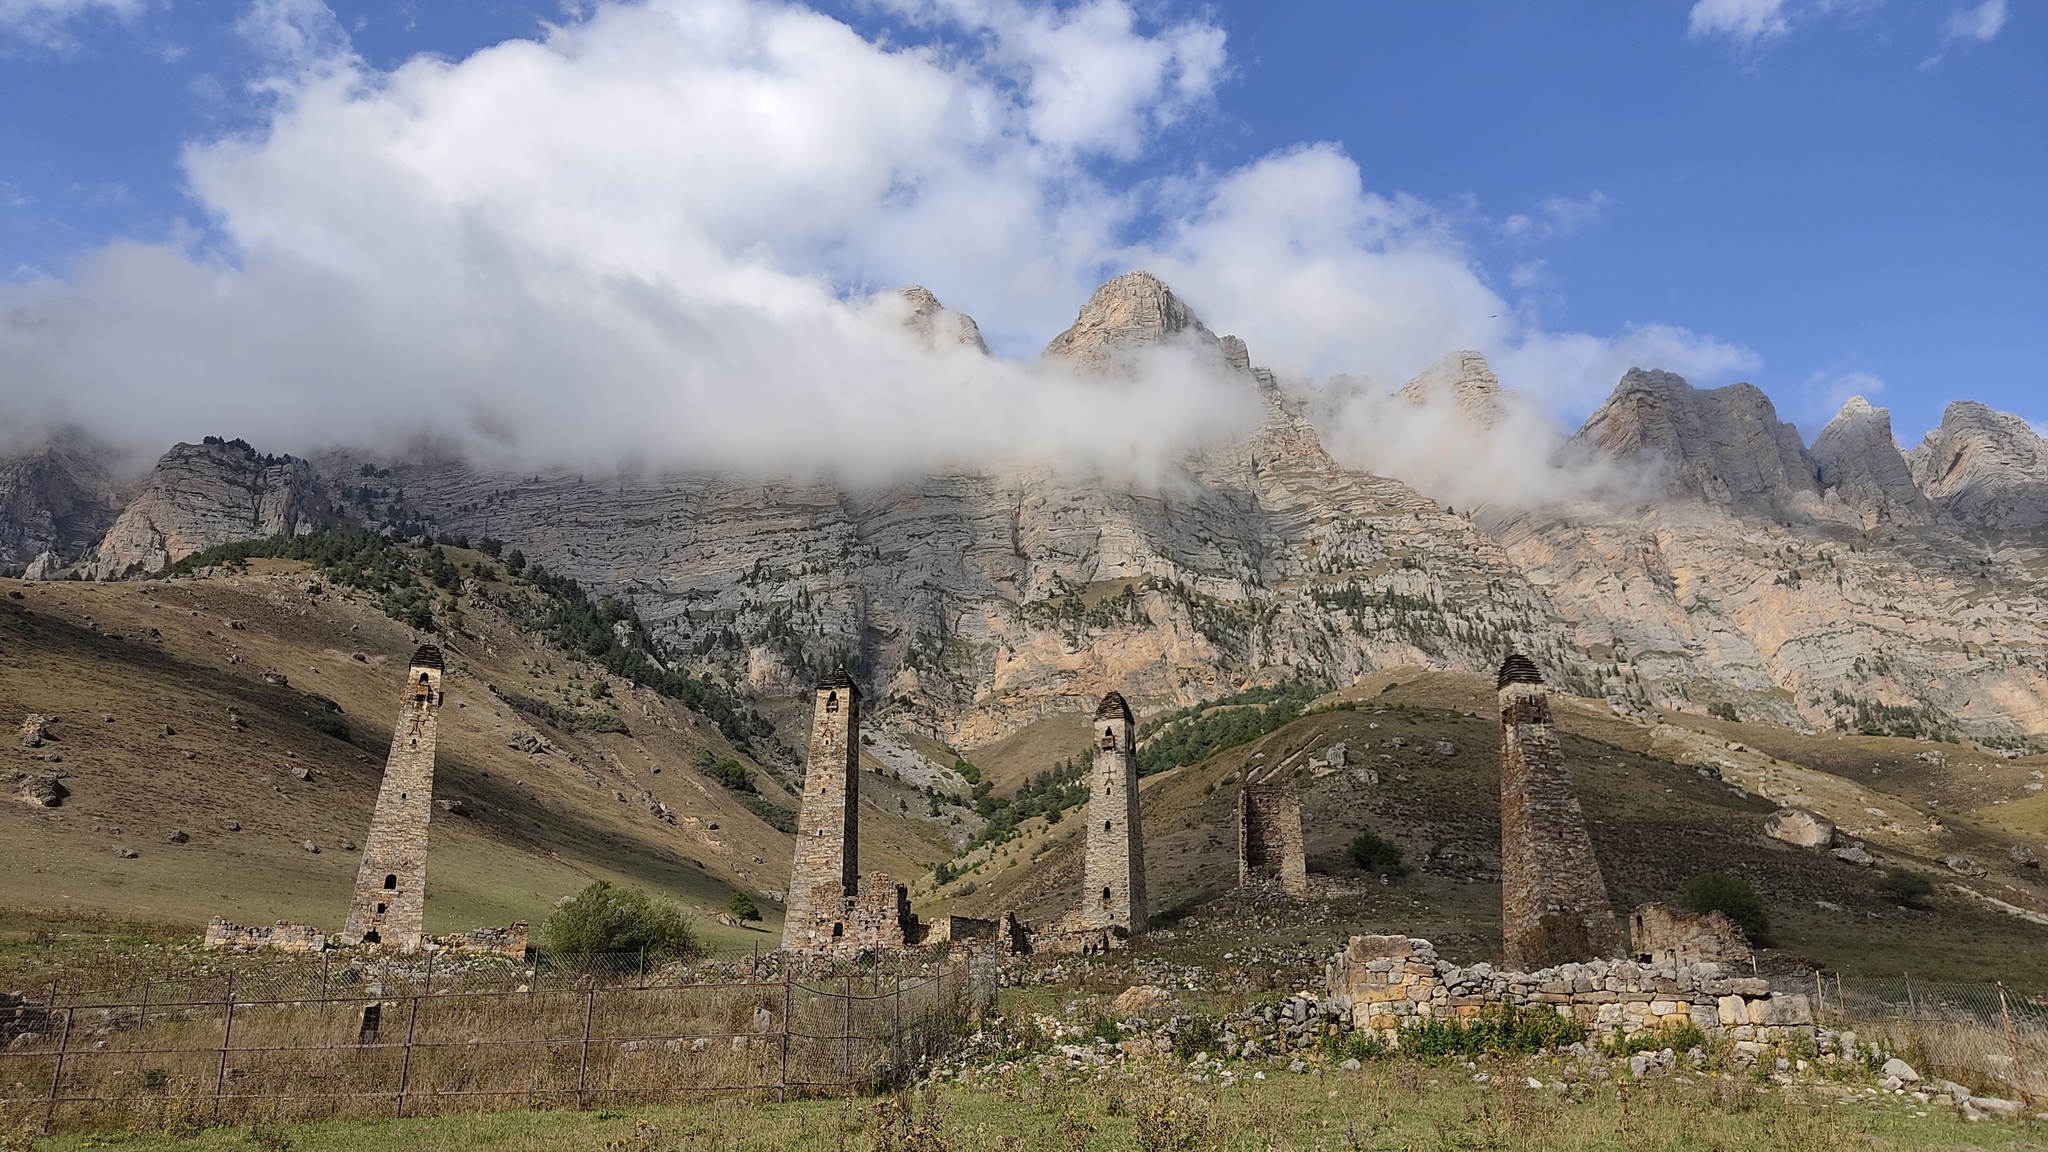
[1572,370,1824,518]
[899,286,990,355]
[1906,401,2048,530]
[1397,351,1508,428]
[1042,270,1223,367]
[1810,396,1933,529]
[0,437,117,575]
[87,439,327,578]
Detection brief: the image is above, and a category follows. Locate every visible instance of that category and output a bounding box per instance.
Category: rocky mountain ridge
[4,273,2045,750]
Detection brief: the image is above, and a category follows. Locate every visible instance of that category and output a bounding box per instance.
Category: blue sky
[0,0,2039,465]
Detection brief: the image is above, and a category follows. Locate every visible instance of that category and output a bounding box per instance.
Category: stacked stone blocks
[1237,765,1307,896]
[1326,934,1813,1045]
[782,671,863,951]
[204,917,328,952]
[1078,691,1146,934]
[340,645,444,952]
[1497,654,1621,969]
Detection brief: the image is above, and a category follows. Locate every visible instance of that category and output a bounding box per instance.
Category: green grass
[12,1061,2038,1152]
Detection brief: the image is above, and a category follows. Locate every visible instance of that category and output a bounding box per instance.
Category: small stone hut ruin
[1237,764,1307,896]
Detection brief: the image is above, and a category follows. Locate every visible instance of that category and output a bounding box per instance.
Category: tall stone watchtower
[1081,692,1147,935]
[341,645,445,952]
[782,670,862,950]
[1497,653,1621,969]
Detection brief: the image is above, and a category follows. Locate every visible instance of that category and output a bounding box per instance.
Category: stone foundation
[786,872,924,956]
[441,922,530,959]
[204,917,328,952]
[1325,934,1813,1045]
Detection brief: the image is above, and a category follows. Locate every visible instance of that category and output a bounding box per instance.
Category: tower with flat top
[341,645,444,952]
[1081,691,1147,935]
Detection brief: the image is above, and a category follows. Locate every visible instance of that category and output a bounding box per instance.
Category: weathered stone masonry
[1080,692,1146,935]
[340,645,444,952]
[1238,766,1307,897]
[1327,935,1813,1044]
[1497,654,1621,969]
[783,670,864,951]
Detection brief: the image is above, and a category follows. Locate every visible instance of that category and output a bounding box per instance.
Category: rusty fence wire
[0,956,994,1135]
[1812,973,2046,1104]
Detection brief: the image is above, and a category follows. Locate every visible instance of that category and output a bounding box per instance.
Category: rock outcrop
[1906,401,2048,530]
[1397,350,1509,428]
[1572,370,1823,518]
[1042,270,1225,368]
[87,438,326,579]
[899,286,990,356]
[1811,396,1932,528]
[0,436,118,575]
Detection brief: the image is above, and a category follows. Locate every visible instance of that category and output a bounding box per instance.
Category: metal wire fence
[0,955,995,1135]
[1813,973,2046,1103]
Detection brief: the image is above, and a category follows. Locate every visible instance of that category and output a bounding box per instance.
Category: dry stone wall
[204,917,328,952]
[1326,935,1814,1045]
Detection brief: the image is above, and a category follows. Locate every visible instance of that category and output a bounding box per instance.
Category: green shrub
[541,881,701,963]
[1399,1005,1586,1058]
[1679,872,1769,941]
[1604,1021,1709,1056]
[1709,702,1738,722]
[1877,868,1934,907]
[693,750,757,794]
[1348,831,1404,874]
[1320,1028,1394,1062]
[1172,1016,1222,1059]
[727,892,760,924]
[739,796,796,833]
[1090,1016,1121,1045]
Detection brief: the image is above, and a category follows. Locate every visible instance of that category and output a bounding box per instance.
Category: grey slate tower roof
[1094,691,1133,722]
[410,644,445,670]
[1496,653,1543,689]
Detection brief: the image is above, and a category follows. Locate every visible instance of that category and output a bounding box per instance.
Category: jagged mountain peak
[898,286,990,355]
[1397,350,1508,428]
[85,438,328,579]
[1043,270,1225,366]
[1811,395,1931,528]
[1906,400,2048,529]
[1573,369,1823,518]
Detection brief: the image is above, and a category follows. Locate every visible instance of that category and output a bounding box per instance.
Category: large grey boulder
[1764,807,1835,849]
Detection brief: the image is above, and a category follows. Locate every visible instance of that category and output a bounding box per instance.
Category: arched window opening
[1099,727,1114,750]
[419,672,430,685]
[383,874,397,890]
[831,922,844,937]
[375,903,386,915]
[825,691,839,713]
[1101,887,1111,903]
[1104,821,1113,832]
[362,930,381,944]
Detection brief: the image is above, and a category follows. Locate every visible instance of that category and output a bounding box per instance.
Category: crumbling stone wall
[925,912,1030,953]
[1629,902,1752,966]
[205,917,328,952]
[1078,692,1146,934]
[1497,655,1620,969]
[783,671,864,951]
[1238,768,1307,896]
[340,645,444,952]
[442,922,530,959]
[1326,934,1813,1045]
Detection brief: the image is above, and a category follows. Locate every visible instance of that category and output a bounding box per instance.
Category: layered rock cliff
[0,436,117,576]
[1907,401,2048,530]
[85,438,328,579]
[1810,396,1932,529]
[1571,370,1825,519]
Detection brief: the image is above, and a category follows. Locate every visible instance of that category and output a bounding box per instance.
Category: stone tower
[782,670,862,950]
[1081,692,1147,934]
[1238,765,1308,896]
[341,645,444,952]
[1497,653,1621,969]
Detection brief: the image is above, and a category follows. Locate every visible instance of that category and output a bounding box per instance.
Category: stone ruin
[18,714,53,748]
[1237,763,1307,897]
[205,917,329,952]
[339,645,445,952]
[1628,902,1752,966]
[1326,934,1812,1046]
[1496,654,1621,969]
[1042,692,1150,952]
[925,912,1029,952]
[441,922,531,959]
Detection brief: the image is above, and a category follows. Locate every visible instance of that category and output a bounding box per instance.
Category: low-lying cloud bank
[0,0,1752,486]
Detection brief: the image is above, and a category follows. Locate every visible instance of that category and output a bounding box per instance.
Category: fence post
[575,986,597,1110]
[778,967,792,1104]
[138,980,150,1030]
[423,949,433,997]
[1834,974,1845,1029]
[211,971,237,1122]
[1904,973,1916,1017]
[320,951,331,1001]
[395,995,421,1118]
[1997,982,2026,1099]
[1814,971,1825,1022]
[892,976,902,1077]
[842,973,853,1088]
[40,1006,72,1135]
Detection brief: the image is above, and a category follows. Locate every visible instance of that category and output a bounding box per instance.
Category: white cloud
[1501,192,1609,241]
[1688,0,1790,45]
[0,0,141,47]
[1944,0,2007,41]
[0,0,1758,489]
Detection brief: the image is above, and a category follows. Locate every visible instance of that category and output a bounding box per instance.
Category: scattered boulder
[221,820,241,832]
[1939,854,1987,877]
[291,766,312,781]
[261,672,287,686]
[302,840,320,853]
[437,798,467,816]
[1323,743,1347,767]
[1434,741,1457,757]
[2011,844,2039,868]
[1764,808,1835,849]
[114,847,138,859]
[13,773,66,807]
[340,840,357,851]
[1111,985,1180,1019]
[1831,845,1875,867]
[166,829,190,844]
[18,715,52,748]
[1881,1057,1921,1083]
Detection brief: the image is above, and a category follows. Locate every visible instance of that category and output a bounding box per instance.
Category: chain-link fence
[0,955,995,1135]
[1814,973,2045,1103]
